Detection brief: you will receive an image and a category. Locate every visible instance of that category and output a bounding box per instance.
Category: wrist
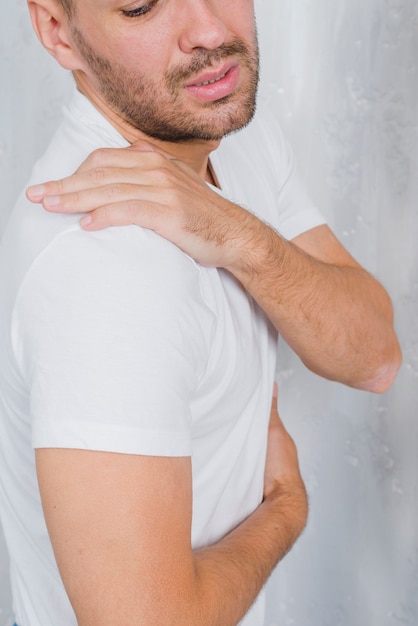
[225,216,284,285]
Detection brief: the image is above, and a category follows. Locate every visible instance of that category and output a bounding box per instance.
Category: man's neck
[75,72,220,182]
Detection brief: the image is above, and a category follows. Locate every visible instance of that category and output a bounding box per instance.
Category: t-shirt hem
[32,420,192,457]
[280,210,327,241]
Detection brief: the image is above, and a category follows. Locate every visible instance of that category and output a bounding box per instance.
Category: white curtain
[1,2,417,625]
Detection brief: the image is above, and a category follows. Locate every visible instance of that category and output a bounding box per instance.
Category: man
[0,1,401,625]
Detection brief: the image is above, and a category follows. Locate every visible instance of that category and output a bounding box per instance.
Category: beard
[71,25,259,143]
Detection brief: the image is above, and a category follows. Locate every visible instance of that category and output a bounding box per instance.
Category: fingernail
[27,184,45,200]
[80,215,92,227]
[43,195,61,207]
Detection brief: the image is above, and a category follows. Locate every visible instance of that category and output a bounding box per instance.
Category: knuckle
[89,167,106,185]
[70,191,80,206]
[101,205,112,223]
[152,165,176,188]
[98,201,141,226]
[152,167,169,184]
[126,201,141,221]
[53,178,65,194]
[108,182,134,200]
[89,148,109,166]
[108,183,123,198]
[149,152,167,167]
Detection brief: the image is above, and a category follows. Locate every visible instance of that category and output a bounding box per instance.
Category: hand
[26,141,260,270]
[263,385,308,531]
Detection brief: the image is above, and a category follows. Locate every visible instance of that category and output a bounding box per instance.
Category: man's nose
[178,0,228,52]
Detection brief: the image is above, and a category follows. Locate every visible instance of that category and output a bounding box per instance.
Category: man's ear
[27,0,84,71]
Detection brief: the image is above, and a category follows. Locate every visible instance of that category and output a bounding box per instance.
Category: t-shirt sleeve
[257,105,327,240]
[212,103,326,241]
[12,225,213,457]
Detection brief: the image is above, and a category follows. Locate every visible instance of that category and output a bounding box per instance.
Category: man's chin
[189,93,258,140]
[114,87,258,144]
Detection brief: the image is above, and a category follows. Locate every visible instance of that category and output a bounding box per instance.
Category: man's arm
[229,219,401,392]
[36,395,307,626]
[27,144,402,392]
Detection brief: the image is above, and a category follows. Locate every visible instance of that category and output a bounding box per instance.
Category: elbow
[358,340,403,394]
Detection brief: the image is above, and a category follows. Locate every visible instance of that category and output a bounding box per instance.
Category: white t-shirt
[0,91,325,626]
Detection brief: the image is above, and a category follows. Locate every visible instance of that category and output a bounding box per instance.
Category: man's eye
[122,0,158,17]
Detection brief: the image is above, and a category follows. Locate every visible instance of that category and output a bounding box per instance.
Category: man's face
[68,0,259,142]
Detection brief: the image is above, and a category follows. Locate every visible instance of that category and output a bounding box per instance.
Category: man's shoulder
[0,203,206,354]
[16,221,203,309]
[0,89,146,307]
[30,89,130,186]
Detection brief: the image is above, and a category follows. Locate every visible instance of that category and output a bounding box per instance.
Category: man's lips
[186,61,237,87]
[193,69,229,87]
[184,62,240,102]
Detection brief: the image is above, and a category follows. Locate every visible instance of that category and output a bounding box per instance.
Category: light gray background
[1,1,417,625]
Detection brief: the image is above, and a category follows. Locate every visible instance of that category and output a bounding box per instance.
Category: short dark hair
[56,0,74,18]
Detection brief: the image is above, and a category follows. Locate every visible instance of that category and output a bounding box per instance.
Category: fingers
[26,146,178,208]
[79,199,164,231]
[28,178,127,213]
[74,141,179,172]
[32,180,155,215]
[79,204,135,231]
[75,140,179,173]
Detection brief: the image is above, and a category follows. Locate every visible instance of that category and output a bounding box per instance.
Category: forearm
[28,147,401,390]
[190,486,308,626]
[227,215,401,392]
[186,395,308,626]
[46,410,307,626]
[72,481,307,626]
